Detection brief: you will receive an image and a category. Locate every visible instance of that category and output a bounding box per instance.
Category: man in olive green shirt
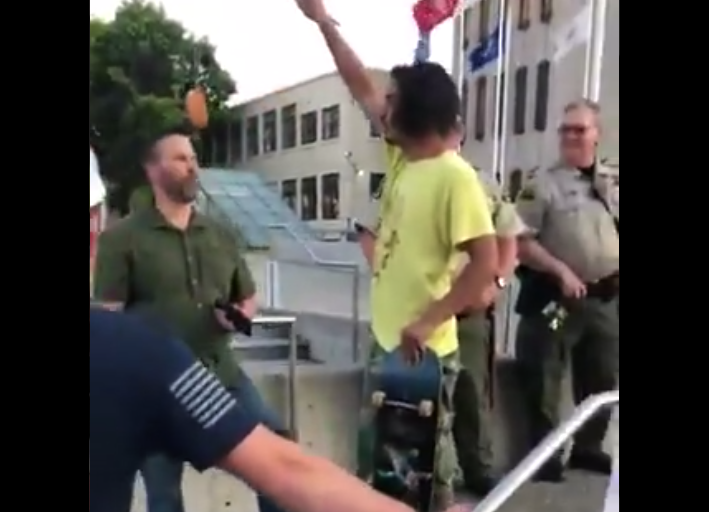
[94,130,288,512]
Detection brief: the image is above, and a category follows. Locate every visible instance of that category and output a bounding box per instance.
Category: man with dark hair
[93,130,287,512]
[295,0,499,507]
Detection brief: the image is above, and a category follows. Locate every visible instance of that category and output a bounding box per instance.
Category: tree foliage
[90,0,236,212]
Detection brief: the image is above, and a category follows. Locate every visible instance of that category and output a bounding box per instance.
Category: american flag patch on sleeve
[170,363,237,429]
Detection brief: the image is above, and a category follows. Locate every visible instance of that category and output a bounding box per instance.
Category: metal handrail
[252,316,299,440]
[268,223,363,362]
[474,391,619,512]
[268,222,358,268]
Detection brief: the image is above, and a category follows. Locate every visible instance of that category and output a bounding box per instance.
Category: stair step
[231,337,312,362]
[231,337,306,348]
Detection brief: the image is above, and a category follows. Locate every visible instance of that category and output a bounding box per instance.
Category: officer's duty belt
[585,272,620,302]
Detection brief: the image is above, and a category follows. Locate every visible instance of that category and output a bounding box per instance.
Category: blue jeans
[142,371,288,512]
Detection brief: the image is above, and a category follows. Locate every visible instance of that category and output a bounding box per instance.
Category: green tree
[90,0,235,212]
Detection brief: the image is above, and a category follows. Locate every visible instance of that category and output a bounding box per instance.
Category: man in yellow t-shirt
[351,70,498,505]
[300,2,499,505]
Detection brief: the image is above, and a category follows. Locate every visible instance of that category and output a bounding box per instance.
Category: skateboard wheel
[371,391,386,408]
[418,400,434,417]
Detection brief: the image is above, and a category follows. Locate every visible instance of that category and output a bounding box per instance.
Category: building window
[513,66,528,135]
[282,179,297,212]
[321,173,340,220]
[300,111,318,145]
[541,0,554,23]
[474,76,487,141]
[369,120,381,138]
[534,60,551,131]
[262,110,277,153]
[281,104,297,149]
[321,105,340,140]
[230,119,243,163]
[246,115,259,157]
[300,176,318,221]
[370,173,385,199]
[479,0,491,41]
[518,0,531,30]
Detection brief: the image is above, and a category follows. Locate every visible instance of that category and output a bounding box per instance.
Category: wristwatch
[495,276,507,289]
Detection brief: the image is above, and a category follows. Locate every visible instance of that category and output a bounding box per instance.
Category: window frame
[300,111,318,145]
[245,115,260,157]
[262,109,278,154]
[321,105,340,140]
[280,104,297,149]
[320,173,340,220]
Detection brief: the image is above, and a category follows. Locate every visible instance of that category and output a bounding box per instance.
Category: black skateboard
[367,347,443,511]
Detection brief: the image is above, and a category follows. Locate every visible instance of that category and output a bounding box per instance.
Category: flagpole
[497,6,513,188]
[454,13,467,97]
[490,0,509,184]
[584,0,607,102]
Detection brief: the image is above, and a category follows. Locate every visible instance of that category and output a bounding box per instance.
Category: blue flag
[468,23,505,73]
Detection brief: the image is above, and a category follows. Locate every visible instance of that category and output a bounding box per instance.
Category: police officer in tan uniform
[453,170,525,496]
[515,100,619,483]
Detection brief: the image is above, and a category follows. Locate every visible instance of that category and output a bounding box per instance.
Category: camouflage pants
[357,344,461,491]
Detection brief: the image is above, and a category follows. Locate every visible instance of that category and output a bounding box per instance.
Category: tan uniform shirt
[516,163,620,282]
[478,172,527,238]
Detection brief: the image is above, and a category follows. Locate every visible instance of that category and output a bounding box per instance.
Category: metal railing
[474,390,619,512]
[252,315,299,439]
[267,223,364,362]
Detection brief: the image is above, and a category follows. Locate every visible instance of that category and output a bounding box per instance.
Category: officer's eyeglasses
[558,124,590,136]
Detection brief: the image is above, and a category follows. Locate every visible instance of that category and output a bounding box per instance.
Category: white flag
[552,2,592,62]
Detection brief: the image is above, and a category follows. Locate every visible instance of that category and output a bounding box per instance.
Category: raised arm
[294,0,387,132]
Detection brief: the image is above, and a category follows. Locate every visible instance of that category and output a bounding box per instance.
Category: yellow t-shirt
[372,148,495,357]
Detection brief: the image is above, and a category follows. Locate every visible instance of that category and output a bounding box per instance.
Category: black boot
[532,458,566,483]
[463,475,499,497]
[568,450,613,475]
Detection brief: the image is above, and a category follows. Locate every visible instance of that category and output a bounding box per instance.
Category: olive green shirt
[93,207,255,386]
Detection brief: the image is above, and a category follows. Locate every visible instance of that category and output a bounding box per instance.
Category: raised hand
[294,0,331,24]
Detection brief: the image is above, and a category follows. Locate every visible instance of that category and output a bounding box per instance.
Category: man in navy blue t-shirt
[91,308,470,512]
[89,145,468,512]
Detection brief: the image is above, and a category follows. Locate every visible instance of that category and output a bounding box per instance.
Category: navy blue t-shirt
[90,308,258,512]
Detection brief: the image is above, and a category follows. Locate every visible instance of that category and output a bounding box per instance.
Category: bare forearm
[496,236,519,278]
[317,20,380,109]
[266,457,413,512]
[518,237,566,276]
[358,231,376,267]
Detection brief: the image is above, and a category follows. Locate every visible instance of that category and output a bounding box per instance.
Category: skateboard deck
[368,347,443,511]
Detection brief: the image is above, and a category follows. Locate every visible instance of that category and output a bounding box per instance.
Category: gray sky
[90,0,454,101]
